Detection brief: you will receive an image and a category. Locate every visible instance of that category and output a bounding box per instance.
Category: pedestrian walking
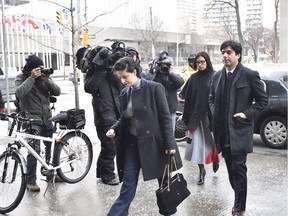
[180,51,220,185]
[84,44,124,186]
[209,40,268,216]
[106,56,182,216]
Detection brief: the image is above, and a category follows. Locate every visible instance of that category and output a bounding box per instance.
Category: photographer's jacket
[15,74,61,125]
[153,72,184,113]
[84,67,122,126]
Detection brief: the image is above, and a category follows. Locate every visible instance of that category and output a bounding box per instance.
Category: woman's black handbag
[156,156,190,213]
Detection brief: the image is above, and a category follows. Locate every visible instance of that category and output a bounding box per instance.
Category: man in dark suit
[209,40,268,216]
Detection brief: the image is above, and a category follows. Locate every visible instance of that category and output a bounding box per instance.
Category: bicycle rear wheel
[0,152,26,214]
[54,131,93,184]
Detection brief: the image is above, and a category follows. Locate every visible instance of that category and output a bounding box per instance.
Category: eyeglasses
[196,60,206,65]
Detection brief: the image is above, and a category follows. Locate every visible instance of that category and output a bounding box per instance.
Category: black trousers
[26,124,54,184]
[96,125,117,181]
[222,147,247,213]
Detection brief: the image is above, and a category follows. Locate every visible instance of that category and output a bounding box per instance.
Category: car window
[266,79,287,97]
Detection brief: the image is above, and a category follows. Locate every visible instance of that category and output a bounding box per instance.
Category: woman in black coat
[180,51,220,185]
[106,57,182,216]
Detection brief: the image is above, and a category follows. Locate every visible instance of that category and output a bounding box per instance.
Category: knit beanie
[24,55,44,71]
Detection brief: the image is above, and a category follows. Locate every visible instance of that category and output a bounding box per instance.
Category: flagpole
[10,17,16,70]
[5,17,11,70]
[14,16,21,72]
[48,25,52,69]
[35,18,39,55]
[25,15,31,55]
[21,16,25,65]
[56,24,60,71]
[1,0,11,113]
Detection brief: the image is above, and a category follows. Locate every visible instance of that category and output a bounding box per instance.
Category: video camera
[40,66,54,76]
[155,51,171,75]
[76,41,127,74]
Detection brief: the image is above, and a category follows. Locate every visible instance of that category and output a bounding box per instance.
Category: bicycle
[0,109,93,214]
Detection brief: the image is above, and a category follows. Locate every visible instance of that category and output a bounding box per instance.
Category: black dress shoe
[101,177,119,185]
[233,212,244,216]
[197,170,206,185]
[213,162,219,173]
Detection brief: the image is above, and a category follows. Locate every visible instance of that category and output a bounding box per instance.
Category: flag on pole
[28,19,39,29]
[21,18,27,33]
[43,22,52,34]
[3,18,11,25]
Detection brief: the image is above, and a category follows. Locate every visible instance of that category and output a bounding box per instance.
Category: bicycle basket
[59,108,86,129]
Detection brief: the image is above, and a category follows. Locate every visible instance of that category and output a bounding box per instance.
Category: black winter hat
[24,55,44,71]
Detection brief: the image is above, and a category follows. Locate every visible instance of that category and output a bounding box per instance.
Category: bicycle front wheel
[54,131,93,184]
[0,152,26,214]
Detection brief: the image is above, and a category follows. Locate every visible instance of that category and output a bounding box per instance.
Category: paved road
[0,77,287,216]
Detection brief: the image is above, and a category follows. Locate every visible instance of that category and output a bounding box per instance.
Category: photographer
[152,51,184,131]
[84,42,124,186]
[15,55,61,192]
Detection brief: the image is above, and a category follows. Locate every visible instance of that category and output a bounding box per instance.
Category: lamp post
[176,35,191,67]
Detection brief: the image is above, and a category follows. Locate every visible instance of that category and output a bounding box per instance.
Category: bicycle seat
[48,112,68,122]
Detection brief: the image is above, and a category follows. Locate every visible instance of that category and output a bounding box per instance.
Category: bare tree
[244,26,266,63]
[42,0,127,108]
[130,12,165,62]
[261,28,276,62]
[205,0,244,45]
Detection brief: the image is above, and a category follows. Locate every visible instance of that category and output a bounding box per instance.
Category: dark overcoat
[84,67,122,126]
[112,78,183,182]
[209,63,268,155]
[180,69,214,131]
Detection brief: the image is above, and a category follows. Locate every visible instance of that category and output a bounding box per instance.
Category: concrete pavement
[0,77,287,216]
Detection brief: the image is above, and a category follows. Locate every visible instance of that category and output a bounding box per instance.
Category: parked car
[175,75,288,149]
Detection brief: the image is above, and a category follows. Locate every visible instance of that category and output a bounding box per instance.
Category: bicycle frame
[15,131,79,172]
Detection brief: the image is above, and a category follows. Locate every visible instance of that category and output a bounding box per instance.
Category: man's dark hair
[220,40,242,62]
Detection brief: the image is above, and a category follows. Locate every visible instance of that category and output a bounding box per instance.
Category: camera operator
[84,42,124,186]
[152,51,184,131]
[14,55,61,192]
[125,46,151,80]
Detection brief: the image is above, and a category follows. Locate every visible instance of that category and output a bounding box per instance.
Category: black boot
[197,170,206,185]
[213,162,219,173]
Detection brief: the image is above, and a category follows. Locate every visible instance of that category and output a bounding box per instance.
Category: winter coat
[181,65,197,85]
[153,72,184,113]
[84,67,123,126]
[112,78,183,182]
[181,68,214,131]
[209,63,268,155]
[14,74,61,125]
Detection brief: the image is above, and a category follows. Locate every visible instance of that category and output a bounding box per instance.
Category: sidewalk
[1,78,287,216]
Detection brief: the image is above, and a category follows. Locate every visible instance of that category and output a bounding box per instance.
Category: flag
[28,19,39,29]
[21,18,27,33]
[3,18,11,25]
[12,15,20,23]
[43,20,52,34]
